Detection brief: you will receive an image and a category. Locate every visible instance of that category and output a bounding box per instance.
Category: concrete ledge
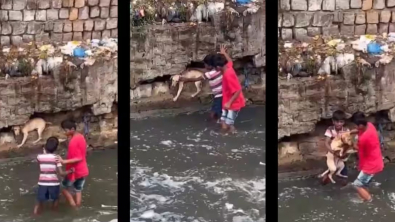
[0,58,117,128]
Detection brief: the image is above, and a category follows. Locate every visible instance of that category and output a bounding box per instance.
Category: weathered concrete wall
[0,0,118,45]
[278,62,395,139]
[131,9,265,87]
[130,6,265,110]
[278,0,395,40]
[0,58,117,128]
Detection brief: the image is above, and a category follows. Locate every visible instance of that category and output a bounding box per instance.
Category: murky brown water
[130,107,265,222]
[0,148,117,222]
[279,165,395,222]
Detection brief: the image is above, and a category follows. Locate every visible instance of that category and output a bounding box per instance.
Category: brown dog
[13,118,51,148]
[318,132,356,184]
[171,70,204,102]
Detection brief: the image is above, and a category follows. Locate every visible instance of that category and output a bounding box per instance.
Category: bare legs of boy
[352,171,373,202]
[33,202,43,215]
[355,186,372,201]
[210,97,223,123]
[62,189,77,208]
[220,110,239,134]
[61,177,86,208]
[208,111,218,122]
[34,185,61,215]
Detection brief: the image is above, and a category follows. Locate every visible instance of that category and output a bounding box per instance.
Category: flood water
[279,165,395,221]
[130,106,265,222]
[0,148,117,222]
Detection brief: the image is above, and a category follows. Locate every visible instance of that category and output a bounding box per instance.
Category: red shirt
[66,133,89,180]
[222,61,245,110]
[357,122,384,174]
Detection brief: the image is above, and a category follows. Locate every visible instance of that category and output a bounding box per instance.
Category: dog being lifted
[171,70,204,102]
[318,131,356,183]
[13,118,51,148]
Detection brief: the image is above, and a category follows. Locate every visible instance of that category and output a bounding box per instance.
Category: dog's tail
[46,122,53,125]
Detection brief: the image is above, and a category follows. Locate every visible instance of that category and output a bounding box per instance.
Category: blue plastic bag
[236,0,252,5]
[367,42,382,54]
[73,47,86,57]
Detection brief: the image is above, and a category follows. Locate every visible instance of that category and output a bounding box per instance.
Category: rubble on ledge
[278,33,395,81]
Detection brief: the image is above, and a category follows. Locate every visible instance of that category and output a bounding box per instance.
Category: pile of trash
[279,34,395,81]
[130,0,262,26]
[0,38,118,80]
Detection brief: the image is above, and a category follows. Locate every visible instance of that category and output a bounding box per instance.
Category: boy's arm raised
[220,44,232,63]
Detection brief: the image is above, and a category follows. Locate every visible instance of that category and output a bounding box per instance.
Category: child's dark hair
[203,54,215,67]
[212,54,227,68]
[45,137,59,153]
[332,110,346,121]
[352,111,365,123]
[354,117,367,126]
[61,119,76,130]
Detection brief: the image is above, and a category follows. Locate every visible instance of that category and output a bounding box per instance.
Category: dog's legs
[318,169,330,178]
[173,82,184,102]
[336,161,348,178]
[328,172,336,183]
[33,127,44,144]
[17,133,28,148]
[327,156,337,183]
[191,81,202,98]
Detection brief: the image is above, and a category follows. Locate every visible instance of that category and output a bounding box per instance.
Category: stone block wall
[278,0,395,40]
[0,0,118,45]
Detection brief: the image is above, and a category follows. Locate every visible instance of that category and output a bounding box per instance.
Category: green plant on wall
[130,0,208,28]
[17,58,33,76]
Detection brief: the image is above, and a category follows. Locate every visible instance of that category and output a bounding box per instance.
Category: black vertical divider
[118,0,131,220]
[265,0,279,221]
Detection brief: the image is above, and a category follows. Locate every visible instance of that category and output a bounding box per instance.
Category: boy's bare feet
[33,203,43,215]
[220,128,229,135]
[228,126,237,134]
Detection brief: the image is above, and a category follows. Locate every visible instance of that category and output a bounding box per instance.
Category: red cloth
[66,133,89,180]
[222,61,245,110]
[357,122,384,174]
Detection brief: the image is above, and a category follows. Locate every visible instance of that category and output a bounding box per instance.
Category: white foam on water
[230,146,261,154]
[160,140,173,146]
[101,204,117,209]
[97,211,115,215]
[279,186,317,202]
[140,210,155,219]
[294,211,336,222]
[131,135,140,140]
[131,164,265,221]
[201,145,214,150]
[388,192,395,210]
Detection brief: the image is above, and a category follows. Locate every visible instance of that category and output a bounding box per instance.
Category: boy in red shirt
[57,120,89,208]
[350,116,384,202]
[215,45,246,133]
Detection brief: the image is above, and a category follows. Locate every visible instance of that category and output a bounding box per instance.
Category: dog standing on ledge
[13,118,51,148]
